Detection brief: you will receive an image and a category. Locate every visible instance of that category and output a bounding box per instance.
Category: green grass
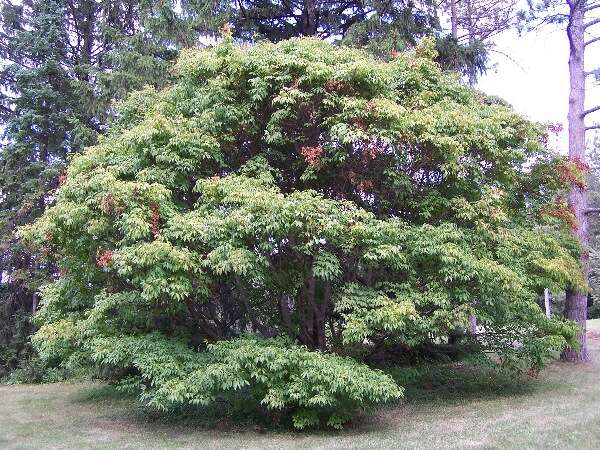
[2,320,600,450]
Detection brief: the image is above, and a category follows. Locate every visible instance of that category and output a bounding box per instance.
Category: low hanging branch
[584,3,600,13]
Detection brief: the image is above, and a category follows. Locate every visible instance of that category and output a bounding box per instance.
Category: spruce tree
[0,0,188,377]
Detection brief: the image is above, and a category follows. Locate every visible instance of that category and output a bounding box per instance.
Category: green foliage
[90,333,401,429]
[0,0,192,379]
[586,136,600,319]
[23,38,582,428]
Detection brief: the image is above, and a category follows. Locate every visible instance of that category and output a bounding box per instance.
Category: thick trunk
[297,272,328,350]
[465,0,477,86]
[562,1,589,362]
[450,0,458,39]
[301,0,318,36]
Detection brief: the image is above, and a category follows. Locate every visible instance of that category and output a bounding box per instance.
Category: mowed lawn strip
[1,319,599,450]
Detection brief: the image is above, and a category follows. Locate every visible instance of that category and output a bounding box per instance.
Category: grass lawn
[1,320,599,450]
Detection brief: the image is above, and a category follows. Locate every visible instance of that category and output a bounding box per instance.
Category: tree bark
[562,0,589,362]
[301,0,318,36]
[544,288,551,319]
[450,0,458,39]
[465,0,477,86]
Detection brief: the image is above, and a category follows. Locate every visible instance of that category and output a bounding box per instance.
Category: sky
[476,23,600,153]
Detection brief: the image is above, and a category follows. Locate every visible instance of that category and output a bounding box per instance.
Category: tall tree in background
[585,134,600,318]
[0,0,84,377]
[214,0,488,78]
[222,0,438,41]
[0,0,207,377]
[522,0,600,361]
[444,0,518,84]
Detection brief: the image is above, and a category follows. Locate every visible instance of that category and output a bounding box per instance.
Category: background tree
[0,0,210,378]
[521,0,600,361]
[22,37,581,428]
[444,0,518,84]
[585,133,600,318]
[209,0,489,78]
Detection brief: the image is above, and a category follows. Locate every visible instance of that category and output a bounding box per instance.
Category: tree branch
[585,17,600,29]
[586,124,600,131]
[583,105,600,117]
[585,208,600,214]
[584,3,600,12]
[586,36,600,47]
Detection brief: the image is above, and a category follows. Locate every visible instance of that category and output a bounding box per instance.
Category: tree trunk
[465,0,477,86]
[544,288,551,319]
[562,0,589,362]
[450,0,458,39]
[301,0,318,36]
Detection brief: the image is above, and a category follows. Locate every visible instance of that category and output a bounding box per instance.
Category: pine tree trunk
[450,0,458,39]
[562,1,589,362]
[466,0,476,86]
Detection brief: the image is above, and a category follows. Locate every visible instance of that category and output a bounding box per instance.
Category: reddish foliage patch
[556,157,589,190]
[58,174,67,187]
[301,145,323,167]
[354,118,367,131]
[100,194,116,216]
[96,249,113,268]
[543,199,578,230]
[325,79,349,93]
[547,122,563,135]
[571,156,590,173]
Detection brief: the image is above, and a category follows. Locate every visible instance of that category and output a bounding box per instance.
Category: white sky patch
[476,21,600,154]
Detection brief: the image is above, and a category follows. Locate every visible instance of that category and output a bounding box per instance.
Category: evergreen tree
[0,0,82,377]
[0,0,192,378]
[214,0,488,76]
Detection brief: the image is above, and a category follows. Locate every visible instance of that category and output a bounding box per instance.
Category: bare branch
[585,17,600,28]
[586,36,600,46]
[584,3,600,13]
[586,124,600,131]
[585,208,600,214]
[583,105,600,117]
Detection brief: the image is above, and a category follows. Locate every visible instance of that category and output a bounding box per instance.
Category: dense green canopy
[23,36,583,428]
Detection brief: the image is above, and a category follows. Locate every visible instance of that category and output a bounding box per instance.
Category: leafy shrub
[91,333,401,429]
[22,35,581,428]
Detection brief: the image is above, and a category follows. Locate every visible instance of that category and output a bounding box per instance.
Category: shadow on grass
[74,383,137,403]
[69,361,557,435]
[386,362,547,406]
